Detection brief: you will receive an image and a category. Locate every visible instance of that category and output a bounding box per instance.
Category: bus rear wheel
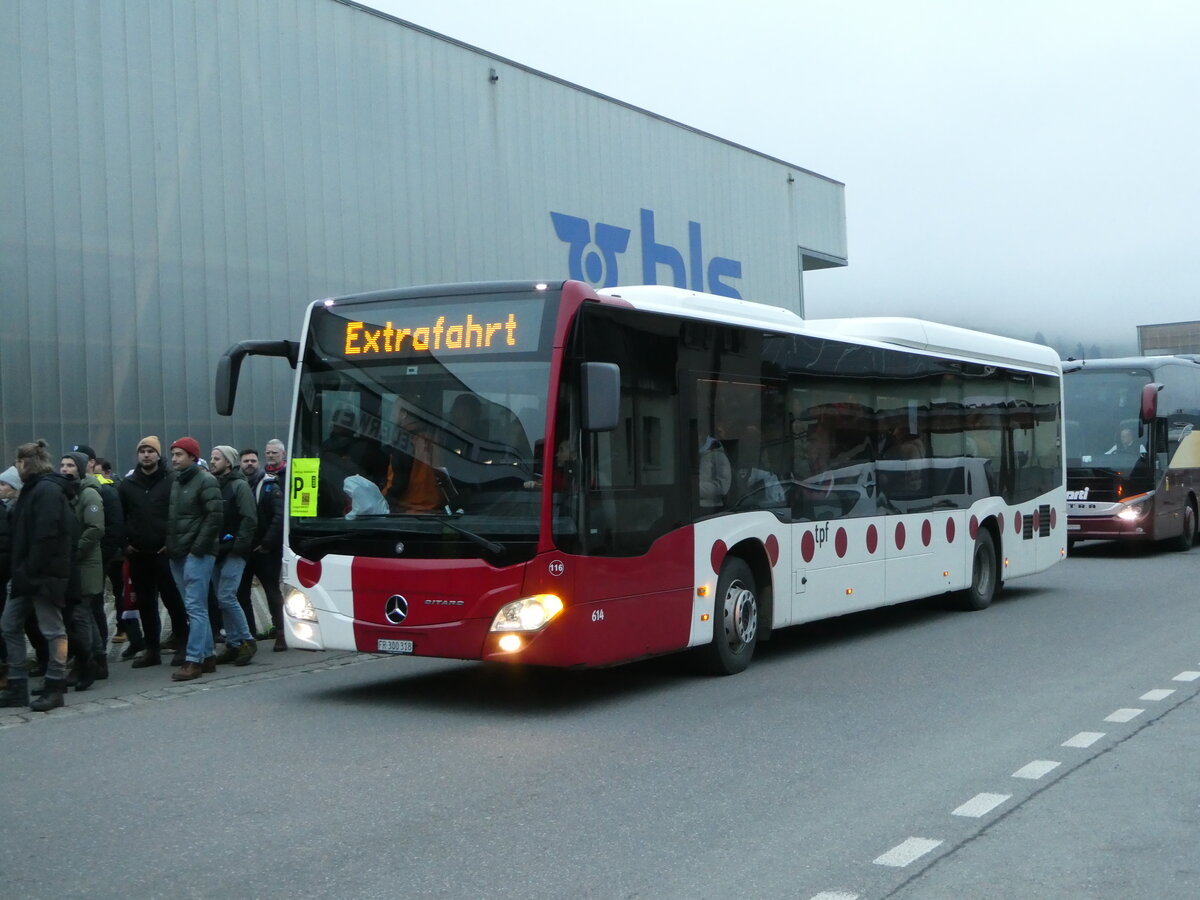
[699,558,759,676]
[1169,501,1196,552]
[955,528,998,611]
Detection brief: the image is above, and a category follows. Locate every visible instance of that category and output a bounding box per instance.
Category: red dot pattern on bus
[710,540,728,575]
[1014,512,1022,534]
[835,527,848,558]
[801,530,815,563]
[297,557,321,588]
[921,520,932,547]
[765,534,780,566]
[866,524,879,554]
[946,518,956,543]
[970,515,979,540]
[1032,509,1041,533]
[895,521,906,550]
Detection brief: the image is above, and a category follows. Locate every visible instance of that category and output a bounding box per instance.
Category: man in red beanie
[165,437,222,681]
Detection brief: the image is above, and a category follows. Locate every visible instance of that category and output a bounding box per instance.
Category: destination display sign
[312,296,549,361]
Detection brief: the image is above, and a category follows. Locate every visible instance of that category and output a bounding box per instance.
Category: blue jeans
[170,554,216,664]
[211,555,252,646]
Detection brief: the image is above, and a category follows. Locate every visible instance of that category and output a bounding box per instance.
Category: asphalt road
[2,540,1197,899]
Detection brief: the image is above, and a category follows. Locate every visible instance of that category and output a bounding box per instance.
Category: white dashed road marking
[1140,688,1175,701]
[951,792,1010,818]
[809,893,859,900]
[873,837,943,867]
[1104,708,1143,723]
[1173,671,1200,682]
[1013,760,1060,779]
[1062,731,1105,748]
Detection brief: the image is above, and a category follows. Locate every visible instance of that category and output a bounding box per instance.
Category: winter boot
[201,656,217,673]
[234,639,258,667]
[74,656,95,692]
[213,643,240,665]
[171,662,202,682]
[273,633,287,652]
[93,654,110,680]
[30,679,65,712]
[64,658,79,688]
[0,679,29,708]
[130,651,162,668]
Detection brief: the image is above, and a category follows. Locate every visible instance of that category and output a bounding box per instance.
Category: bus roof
[1063,355,1200,374]
[599,285,1061,375]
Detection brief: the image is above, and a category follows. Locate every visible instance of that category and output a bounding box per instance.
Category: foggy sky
[367,0,1200,354]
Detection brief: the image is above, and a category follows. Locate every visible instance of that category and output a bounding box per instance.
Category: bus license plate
[377,639,414,654]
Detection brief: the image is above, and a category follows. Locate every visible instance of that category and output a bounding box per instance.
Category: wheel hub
[725,585,758,646]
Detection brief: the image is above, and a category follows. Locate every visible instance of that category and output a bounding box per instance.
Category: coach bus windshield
[287,289,556,564]
[1063,368,1152,468]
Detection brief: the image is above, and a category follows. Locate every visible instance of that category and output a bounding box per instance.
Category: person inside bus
[699,433,732,509]
[384,403,442,513]
[1105,426,1145,456]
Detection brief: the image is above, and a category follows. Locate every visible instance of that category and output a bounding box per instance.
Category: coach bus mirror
[215,339,300,416]
[582,362,620,432]
[1139,382,1162,426]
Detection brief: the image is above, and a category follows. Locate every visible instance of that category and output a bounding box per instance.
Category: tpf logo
[551,208,742,298]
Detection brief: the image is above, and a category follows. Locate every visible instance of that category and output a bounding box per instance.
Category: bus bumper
[1067,515,1155,542]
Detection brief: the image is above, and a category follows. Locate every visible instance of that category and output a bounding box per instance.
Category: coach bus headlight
[489,594,564,633]
[1116,493,1152,521]
[285,589,318,622]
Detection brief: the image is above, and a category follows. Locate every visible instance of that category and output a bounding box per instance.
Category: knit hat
[72,443,97,460]
[63,451,91,479]
[170,436,201,461]
[213,445,239,469]
[136,435,162,455]
[0,466,20,491]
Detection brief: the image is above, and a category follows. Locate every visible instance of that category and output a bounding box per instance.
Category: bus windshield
[288,290,556,563]
[1064,368,1151,467]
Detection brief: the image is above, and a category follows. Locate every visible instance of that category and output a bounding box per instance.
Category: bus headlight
[1117,494,1152,521]
[489,594,564,632]
[285,589,318,622]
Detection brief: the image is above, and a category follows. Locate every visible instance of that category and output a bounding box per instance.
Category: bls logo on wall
[551,209,743,298]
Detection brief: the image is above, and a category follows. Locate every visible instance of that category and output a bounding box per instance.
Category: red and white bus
[1064,356,1200,550]
[217,280,1066,674]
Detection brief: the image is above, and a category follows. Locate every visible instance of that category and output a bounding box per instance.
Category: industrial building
[1,0,847,462]
[1138,321,1200,356]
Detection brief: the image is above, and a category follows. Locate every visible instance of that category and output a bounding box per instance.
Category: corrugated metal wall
[0,0,845,468]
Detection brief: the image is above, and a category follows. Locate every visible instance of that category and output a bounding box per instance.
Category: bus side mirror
[1140,382,1162,426]
[582,362,620,432]
[215,339,300,416]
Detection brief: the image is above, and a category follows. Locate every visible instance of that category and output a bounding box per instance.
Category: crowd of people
[0,435,288,712]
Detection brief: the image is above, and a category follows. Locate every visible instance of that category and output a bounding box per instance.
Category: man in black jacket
[0,440,74,711]
[116,436,187,668]
[236,447,286,650]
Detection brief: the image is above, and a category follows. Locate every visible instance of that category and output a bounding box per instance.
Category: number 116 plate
[377,639,414,654]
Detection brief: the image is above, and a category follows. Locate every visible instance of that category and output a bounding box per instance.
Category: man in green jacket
[60,450,105,690]
[208,445,258,667]
[165,437,222,682]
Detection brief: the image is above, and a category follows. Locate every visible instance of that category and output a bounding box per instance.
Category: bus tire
[1170,501,1196,552]
[955,528,998,611]
[699,558,759,676]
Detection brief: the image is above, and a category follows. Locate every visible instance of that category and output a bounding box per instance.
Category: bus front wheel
[956,528,998,611]
[1169,501,1196,552]
[698,558,759,676]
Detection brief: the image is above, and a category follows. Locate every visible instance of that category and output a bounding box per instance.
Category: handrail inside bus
[215,338,300,416]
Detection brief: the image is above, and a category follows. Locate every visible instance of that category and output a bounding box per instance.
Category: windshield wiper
[357,512,506,556]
